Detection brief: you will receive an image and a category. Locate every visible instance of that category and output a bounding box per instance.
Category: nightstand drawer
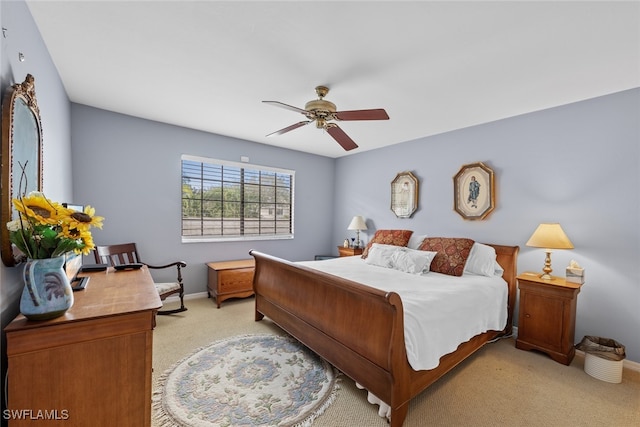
[337,246,363,257]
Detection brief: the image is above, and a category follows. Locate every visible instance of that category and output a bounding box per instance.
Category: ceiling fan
[263,86,389,151]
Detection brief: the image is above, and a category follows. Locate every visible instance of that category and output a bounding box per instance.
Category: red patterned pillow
[362,230,413,259]
[418,237,475,276]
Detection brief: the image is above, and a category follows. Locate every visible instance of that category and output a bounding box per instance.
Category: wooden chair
[93,242,187,315]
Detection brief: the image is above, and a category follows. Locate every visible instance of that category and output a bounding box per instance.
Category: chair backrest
[94,243,141,266]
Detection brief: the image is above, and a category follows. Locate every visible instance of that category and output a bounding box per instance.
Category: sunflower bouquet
[6,192,104,260]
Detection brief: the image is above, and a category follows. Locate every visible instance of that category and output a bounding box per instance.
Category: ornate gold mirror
[1,74,43,266]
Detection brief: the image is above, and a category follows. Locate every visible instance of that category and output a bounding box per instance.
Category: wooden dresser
[5,266,162,426]
[207,259,255,308]
[515,272,583,365]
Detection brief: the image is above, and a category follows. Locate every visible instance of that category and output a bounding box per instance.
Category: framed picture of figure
[390,171,419,218]
[453,162,495,220]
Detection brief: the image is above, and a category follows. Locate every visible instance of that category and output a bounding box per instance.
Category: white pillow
[464,243,503,277]
[390,247,438,275]
[407,234,428,250]
[365,244,437,275]
[364,243,400,268]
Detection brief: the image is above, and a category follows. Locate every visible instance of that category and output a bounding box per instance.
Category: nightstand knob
[525,313,531,318]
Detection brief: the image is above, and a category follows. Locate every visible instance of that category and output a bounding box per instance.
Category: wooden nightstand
[207,259,255,308]
[515,273,583,365]
[337,246,363,257]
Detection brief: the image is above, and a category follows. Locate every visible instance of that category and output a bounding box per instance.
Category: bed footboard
[250,250,412,424]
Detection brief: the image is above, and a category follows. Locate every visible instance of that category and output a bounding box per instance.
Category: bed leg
[255,310,264,321]
[389,403,409,427]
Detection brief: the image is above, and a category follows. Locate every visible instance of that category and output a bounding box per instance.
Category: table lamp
[347,215,367,248]
[526,223,574,280]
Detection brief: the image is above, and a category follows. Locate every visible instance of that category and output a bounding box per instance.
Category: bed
[250,239,518,427]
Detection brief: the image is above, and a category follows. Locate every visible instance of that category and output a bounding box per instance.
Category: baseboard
[622,358,640,372]
[184,291,209,300]
[162,291,208,303]
[510,326,639,372]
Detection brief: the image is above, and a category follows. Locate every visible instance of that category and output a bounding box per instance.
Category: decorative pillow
[390,247,438,275]
[464,242,499,277]
[407,233,428,250]
[418,237,475,276]
[361,229,413,259]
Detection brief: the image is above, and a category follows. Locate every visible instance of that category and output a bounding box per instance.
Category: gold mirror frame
[390,171,419,218]
[1,74,44,266]
[453,162,495,220]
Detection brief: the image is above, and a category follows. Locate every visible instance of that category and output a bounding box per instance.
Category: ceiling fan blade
[334,108,389,121]
[266,121,311,137]
[326,124,358,151]
[262,100,308,115]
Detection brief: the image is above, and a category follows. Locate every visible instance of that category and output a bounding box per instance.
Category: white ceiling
[26,1,639,158]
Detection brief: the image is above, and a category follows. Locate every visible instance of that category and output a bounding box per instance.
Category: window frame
[181,154,295,243]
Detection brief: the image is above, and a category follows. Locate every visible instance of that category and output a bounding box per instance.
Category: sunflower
[13,192,66,226]
[76,230,96,255]
[66,205,104,231]
[57,223,96,255]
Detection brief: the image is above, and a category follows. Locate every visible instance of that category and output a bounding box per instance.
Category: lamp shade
[526,223,574,249]
[347,215,367,231]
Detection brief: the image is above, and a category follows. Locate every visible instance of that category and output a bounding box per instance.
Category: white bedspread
[297,256,508,371]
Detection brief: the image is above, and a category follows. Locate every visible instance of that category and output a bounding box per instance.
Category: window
[181,155,294,242]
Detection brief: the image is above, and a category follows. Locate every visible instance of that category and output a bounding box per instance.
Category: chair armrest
[144,261,187,270]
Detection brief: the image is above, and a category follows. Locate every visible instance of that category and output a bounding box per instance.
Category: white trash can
[584,352,624,383]
[576,336,626,383]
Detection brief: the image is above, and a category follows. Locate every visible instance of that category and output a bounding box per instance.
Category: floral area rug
[153,334,340,427]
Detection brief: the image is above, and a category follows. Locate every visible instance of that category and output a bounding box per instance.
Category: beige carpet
[153,296,640,427]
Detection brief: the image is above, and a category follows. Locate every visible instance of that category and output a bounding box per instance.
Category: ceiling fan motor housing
[304,99,337,123]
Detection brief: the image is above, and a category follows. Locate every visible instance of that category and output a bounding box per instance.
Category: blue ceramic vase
[20,256,74,321]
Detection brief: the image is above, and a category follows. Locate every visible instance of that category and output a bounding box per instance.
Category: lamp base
[539,250,553,280]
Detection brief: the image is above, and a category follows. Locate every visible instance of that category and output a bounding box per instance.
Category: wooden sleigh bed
[250,243,519,427]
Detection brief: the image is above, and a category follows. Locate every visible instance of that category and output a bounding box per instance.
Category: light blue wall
[333,89,640,362]
[72,90,640,362]
[70,104,335,290]
[1,0,72,416]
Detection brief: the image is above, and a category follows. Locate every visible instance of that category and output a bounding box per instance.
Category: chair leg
[157,267,188,315]
[157,307,187,315]
[157,292,187,315]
